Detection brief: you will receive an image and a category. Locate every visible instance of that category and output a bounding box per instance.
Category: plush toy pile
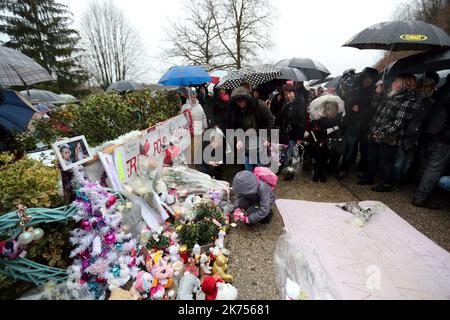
[64,165,238,300]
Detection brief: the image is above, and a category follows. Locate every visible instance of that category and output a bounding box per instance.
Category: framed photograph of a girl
[52,135,94,171]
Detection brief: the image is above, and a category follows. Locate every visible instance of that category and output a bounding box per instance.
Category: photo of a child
[53,136,93,171]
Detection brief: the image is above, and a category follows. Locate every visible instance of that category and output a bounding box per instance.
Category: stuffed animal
[176,272,201,300]
[151,258,174,289]
[215,230,226,249]
[150,284,165,300]
[192,243,201,262]
[216,282,238,300]
[134,270,157,297]
[109,287,141,300]
[200,254,212,275]
[169,243,181,263]
[159,193,176,206]
[201,275,223,300]
[213,254,233,283]
[0,240,23,259]
[184,257,199,277]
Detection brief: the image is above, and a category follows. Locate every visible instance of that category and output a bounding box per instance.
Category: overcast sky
[12,0,407,83]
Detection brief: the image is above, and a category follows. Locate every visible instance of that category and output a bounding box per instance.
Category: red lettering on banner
[127,156,137,177]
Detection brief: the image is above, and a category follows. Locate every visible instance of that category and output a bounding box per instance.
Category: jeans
[341,128,369,173]
[439,176,450,191]
[367,141,397,186]
[414,140,450,202]
[392,145,416,187]
[280,140,297,172]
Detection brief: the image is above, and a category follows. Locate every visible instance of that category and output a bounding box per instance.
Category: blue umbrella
[158,66,212,86]
[0,90,38,132]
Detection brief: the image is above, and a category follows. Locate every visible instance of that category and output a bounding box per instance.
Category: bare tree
[80,0,147,89]
[164,0,232,69]
[164,0,275,70]
[211,0,274,69]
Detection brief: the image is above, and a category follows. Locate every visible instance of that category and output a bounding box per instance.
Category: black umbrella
[106,80,144,92]
[275,58,331,80]
[343,20,450,82]
[308,77,334,87]
[277,66,308,82]
[387,49,450,75]
[324,76,342,89]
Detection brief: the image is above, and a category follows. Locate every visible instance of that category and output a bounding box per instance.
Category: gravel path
[224,167,450,300]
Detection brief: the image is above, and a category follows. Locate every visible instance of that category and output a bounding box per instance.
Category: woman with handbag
[307,95,345,182]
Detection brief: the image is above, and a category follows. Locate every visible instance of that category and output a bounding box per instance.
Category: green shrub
[0,152,63,215]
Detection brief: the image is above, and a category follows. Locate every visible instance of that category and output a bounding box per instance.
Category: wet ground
[223,165,450,300]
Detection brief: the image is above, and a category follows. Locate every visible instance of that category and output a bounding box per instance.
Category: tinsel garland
[67,167,140,299]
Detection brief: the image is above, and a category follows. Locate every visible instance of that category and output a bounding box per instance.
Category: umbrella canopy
[0,46,54,87]
[0,90,38,132]
[20,89,65,105]
[308,77,334,87]
[59,94,79,103]
[324,76,342,89]
[106,80,144,92]
[387,49,450,75]
[343,20,450,51]
[275,58,331,80]
[159,66,212,86]
[217,65,282,90]
[277,66,308,82]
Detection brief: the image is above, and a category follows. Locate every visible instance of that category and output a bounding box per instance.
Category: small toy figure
[200,253,212,275]
[213,254,233,283]
[184,257,199,277]
[169,243,181,263]
[215,230,226,249]
[192,243,201,263]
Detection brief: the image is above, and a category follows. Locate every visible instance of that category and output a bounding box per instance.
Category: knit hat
[232,171,259,195]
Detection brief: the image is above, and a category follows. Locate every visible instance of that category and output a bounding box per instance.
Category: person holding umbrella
[360,73,418,192]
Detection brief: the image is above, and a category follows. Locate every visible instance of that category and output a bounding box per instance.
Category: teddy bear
[176,272,201,300]
[216,282,238,300]
[213,254,233,283]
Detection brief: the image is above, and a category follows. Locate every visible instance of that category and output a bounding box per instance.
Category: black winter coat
[279,98,306,144]
[206,91,230,131]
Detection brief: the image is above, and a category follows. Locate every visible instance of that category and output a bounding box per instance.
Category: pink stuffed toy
[151,258,174,289]
[184,257,200,277]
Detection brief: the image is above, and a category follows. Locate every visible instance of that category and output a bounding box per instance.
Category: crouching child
[232,170,276,224]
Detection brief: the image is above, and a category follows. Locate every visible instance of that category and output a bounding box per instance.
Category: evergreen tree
[0,0,87,93]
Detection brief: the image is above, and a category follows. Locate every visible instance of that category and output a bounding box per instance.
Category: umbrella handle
[381,44,395,84]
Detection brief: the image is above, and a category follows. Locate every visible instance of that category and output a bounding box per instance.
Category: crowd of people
[174,67,450,212]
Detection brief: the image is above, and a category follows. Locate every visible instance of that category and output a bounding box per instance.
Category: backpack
[254,167,278,191]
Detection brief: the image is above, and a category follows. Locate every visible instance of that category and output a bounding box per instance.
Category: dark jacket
[270,92,284,128]
[228,86,276,141]
[295,87,310,107]
[425,85,450,143]
[206,89,230,130]
[402,95,433,151]
[340,73,376,130]
[279,97,306,144]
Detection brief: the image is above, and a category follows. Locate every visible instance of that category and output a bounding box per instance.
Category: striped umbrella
[0,46,54,87]
[217,65,283,90]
